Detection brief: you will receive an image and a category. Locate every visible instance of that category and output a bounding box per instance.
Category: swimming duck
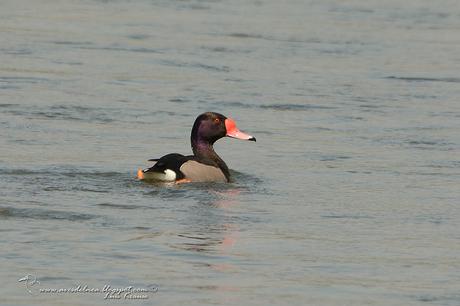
[137,112,256,183]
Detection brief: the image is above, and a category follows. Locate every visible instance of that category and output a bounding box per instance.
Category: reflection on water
[175,189,242,253]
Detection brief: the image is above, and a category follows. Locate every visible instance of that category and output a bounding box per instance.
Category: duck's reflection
[174,188,242,257]
[128,185,246,298]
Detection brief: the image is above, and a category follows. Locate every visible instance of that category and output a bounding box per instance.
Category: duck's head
[191,112,256,144]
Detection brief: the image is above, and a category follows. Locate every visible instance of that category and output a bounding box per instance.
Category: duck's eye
[214,118,220,124]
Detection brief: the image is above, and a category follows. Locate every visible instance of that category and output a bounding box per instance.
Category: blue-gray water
[1,1,460,305]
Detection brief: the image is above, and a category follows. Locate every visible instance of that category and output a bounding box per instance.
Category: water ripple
[78,45,162,54]
[217,101,336,111]
[260,103,337,111]
[386,76,460,83]
[3,104,114,123]
[0,206,97,221]
[0,76,53,85]
[159,59,230,72]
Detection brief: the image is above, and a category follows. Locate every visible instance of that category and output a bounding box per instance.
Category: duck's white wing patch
[179,160,227,182]
[163,169,177,181]
[142,169,177,181]
[142,160,177,181]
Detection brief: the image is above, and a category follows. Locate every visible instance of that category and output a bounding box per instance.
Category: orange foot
[175,178,192,184]
[137,168,144,180]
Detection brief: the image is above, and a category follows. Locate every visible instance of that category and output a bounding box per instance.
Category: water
[1,0,460,305]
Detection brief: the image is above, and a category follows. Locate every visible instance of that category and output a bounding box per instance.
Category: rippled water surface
[1,1,460,305]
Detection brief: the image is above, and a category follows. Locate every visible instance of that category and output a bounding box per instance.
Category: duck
[137,112,256,183]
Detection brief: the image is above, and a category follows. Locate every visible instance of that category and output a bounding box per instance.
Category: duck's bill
[227,130,256,141]
[225,118,256,141]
